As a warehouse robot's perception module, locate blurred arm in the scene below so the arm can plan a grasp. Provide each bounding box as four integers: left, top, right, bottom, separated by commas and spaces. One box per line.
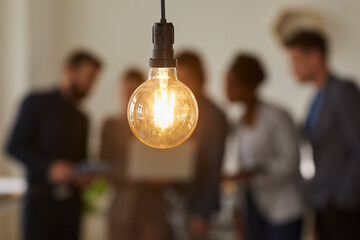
189, 113, 228, 219
253, 110, 300, 185
332, 82, 360, 206
6, 96, 51, 180
99, 120, 115, 162
99, 119, 121, 182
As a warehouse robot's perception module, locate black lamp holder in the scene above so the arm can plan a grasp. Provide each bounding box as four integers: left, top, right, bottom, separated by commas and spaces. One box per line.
149, 0, 178, 68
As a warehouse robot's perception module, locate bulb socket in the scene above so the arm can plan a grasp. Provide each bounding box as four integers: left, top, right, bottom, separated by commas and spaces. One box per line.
149, 21, 178, 68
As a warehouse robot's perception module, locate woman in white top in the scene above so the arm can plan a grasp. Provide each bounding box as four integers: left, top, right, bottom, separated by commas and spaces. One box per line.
225, 54, 304, 240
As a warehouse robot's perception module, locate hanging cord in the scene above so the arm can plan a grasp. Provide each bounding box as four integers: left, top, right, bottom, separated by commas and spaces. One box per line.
161, 0, 166, 22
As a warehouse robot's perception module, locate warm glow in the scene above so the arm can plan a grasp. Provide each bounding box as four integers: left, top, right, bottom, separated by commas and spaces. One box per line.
127, 67, 198, 149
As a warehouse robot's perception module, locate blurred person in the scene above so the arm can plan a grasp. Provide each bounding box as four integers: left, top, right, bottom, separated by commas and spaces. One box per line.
6, 50, 102, 240
100, 69, 172, 240
285, 30, 360, 240
225, 54, 304, 240
176, 51, 228, 240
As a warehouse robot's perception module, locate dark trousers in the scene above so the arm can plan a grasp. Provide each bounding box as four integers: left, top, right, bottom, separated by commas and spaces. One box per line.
316, 208, 360, 240
23, 185, 82, 240
246, 193, 303, 240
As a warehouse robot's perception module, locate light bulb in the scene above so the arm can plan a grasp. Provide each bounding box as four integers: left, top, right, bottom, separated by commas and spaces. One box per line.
127, 67, 198, 149
127, 0, 198, 148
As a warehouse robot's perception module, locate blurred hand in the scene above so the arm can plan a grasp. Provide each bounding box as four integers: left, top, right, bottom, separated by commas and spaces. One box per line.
48, 160, 73, 184
189, 216, 209, 237
221, 171, 256, 182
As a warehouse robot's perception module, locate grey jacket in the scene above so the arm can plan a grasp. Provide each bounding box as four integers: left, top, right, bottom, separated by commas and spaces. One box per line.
309, 75, 360, 210
237, 103, 304, 224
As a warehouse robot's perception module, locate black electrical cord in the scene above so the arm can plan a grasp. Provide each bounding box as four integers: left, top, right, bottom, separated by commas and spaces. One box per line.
161, 0, 166, 22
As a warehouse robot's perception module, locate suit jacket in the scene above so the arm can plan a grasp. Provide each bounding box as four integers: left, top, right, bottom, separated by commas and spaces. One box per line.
185, 95, 228, 219
309, 75, 360, 210
7, 89, 88, 186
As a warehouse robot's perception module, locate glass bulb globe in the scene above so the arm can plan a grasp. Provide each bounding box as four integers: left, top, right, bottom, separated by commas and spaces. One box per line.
127, 67, 199, 149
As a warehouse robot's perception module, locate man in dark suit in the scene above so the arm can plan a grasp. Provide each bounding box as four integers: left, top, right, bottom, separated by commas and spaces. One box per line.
177, 51, 228, 240
6, 50, 102, 240
285, 30, 360, 240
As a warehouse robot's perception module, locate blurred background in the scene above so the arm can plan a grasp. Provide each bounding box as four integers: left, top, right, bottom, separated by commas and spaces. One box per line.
1, 0, 360, 239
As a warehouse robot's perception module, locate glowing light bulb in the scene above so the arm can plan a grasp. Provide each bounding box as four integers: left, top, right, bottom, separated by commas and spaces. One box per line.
127, 67, 198, 149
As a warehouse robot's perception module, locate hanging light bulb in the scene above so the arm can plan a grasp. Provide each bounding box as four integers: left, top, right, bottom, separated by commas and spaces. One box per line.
127, 0, 199, 149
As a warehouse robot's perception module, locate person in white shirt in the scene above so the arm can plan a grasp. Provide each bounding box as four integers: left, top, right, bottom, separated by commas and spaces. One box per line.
225, 53, 304, 240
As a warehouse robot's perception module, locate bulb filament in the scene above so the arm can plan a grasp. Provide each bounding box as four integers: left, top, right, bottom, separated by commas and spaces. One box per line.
153, 89, 175, 130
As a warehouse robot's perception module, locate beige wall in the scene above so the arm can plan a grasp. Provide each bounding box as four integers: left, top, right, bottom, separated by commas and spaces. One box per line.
0, 0, 30, 175
2, 0, 360, 167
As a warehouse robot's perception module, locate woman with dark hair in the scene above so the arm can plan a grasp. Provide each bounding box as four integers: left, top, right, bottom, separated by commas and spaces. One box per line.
100, 69, 172, 240
225, 54, 304, 240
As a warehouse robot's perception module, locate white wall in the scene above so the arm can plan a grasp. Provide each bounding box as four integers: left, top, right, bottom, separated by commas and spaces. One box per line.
2, 0, 360, 164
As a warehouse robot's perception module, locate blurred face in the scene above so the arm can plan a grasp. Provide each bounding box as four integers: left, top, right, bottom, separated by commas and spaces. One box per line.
287, 47, 324, 83
121, 77, 143, 110
177, 66, 202, 96
66, 62, 100, 99
226, 72, 253, 102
